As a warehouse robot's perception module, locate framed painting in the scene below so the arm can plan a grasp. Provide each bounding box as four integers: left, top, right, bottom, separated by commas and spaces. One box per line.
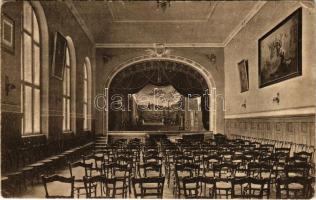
258, 8, 302, 88
1, 13, 15, 53
52, 32, 67, 80
238, 59, 249, 93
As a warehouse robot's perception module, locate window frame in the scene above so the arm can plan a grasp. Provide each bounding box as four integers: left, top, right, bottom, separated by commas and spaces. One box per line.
83, 63, 89, 130
62, 47, 71, 132
21, 1, 42, 136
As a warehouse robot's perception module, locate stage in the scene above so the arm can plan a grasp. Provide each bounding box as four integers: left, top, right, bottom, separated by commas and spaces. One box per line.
107, 131, 213, 142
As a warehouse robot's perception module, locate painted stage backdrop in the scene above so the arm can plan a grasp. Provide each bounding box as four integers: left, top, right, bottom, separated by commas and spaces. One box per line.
109, 84, 205, 131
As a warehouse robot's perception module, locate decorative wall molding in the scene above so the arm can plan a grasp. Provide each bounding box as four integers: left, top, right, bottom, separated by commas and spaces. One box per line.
225, 106, 315, 119
223, 1, 267, 46
225, 115, 315, 146
107, 2, 218, 23
95, 43, 225, 48
64, 0, 95, 44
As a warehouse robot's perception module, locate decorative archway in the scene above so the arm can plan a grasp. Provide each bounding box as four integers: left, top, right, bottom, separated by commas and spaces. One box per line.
103, 54, 217, 138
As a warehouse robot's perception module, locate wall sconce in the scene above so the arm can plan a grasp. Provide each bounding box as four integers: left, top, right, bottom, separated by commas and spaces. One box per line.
157, 0, 171, 12
273, 92, 280, 104
5, 75, 16, 96
241, 100, 247, 108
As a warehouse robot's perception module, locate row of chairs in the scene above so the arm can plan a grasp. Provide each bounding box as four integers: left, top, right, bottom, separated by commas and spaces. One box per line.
160, 136, 315, 198
42, 174, 165, 198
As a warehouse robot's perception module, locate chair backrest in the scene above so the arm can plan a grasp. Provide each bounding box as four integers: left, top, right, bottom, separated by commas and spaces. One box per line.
83, 175, 116, 198
213, 163, 235, 178
132, 176, 165, 198
112, 162, 130, 173
42, 175, 75, 198
143, 155, 163, 164
68, 161, 92, 180
203, 155, 221, 169
294, 151, 313, 163
139, 162, 162, 177
284, 163, 311, 178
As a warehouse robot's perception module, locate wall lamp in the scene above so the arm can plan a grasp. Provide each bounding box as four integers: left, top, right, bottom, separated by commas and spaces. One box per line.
5, 75, 16, 96
273, 92, 280, 104
241, 100, 247, 108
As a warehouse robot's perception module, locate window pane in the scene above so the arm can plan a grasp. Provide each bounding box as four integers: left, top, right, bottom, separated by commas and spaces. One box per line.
63, 98, 66, 131
84, 80, 87, 102
23, 34, 32, 83
63, 68, 67, 95
84, 64, 87, 79
66, 48, 70, 66
33, 12, 40, 43
67, 99, 70, 130
24, 86, 33, 134
23, 2, 32, 33
66, 68, 70, 96
34, 89, 40, 133
34, 45, 40, 86
83, 104, 87, 129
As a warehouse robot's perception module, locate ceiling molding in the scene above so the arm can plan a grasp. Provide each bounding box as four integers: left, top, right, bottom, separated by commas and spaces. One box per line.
107, 1, 218, 23
95, 43, 225, 48
223, 1, 267, 47
64, 0, 95, 44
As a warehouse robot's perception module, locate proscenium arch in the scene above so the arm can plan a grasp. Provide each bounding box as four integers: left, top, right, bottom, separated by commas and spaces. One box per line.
102, 55, 217, 138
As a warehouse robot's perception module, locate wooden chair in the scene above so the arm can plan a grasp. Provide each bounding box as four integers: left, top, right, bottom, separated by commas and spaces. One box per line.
132, 176, 165, 198
276, 176, 312, 199
68, 161, 93, 198
182, 176, 201, 198
231, 177, 249, 198
42, 175, 74, 198
213, 163, 236, 198
111, 163, 131, 198
245, 177, 269, 198
83, 175, 117, 198
200, 176, 216, 198
138, 162, 162, 178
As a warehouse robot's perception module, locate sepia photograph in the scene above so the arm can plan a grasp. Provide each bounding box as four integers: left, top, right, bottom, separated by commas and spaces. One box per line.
0, 0, 315, 199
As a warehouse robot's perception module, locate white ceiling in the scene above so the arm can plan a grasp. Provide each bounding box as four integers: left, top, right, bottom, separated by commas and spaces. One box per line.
70, 1, 263, 45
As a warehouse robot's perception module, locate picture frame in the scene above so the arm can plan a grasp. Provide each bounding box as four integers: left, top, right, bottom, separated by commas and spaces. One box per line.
237, 59, 249, 93
258, 8, 302, 88
52, 31, 67, 80
1, 13, 15, 53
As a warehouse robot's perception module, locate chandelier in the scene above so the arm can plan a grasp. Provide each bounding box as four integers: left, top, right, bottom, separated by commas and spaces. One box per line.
157, 0, 171, 12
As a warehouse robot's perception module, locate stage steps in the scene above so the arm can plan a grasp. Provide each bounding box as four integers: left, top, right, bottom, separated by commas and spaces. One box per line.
94, 136, 107, 150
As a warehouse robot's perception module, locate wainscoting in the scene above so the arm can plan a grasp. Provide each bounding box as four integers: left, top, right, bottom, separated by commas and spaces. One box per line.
225, 114, 315, 147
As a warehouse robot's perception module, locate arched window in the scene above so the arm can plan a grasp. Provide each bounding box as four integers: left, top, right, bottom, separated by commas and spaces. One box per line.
83, 58, 91, 130
22, 1, 41, 135
63, 47, 71, 131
